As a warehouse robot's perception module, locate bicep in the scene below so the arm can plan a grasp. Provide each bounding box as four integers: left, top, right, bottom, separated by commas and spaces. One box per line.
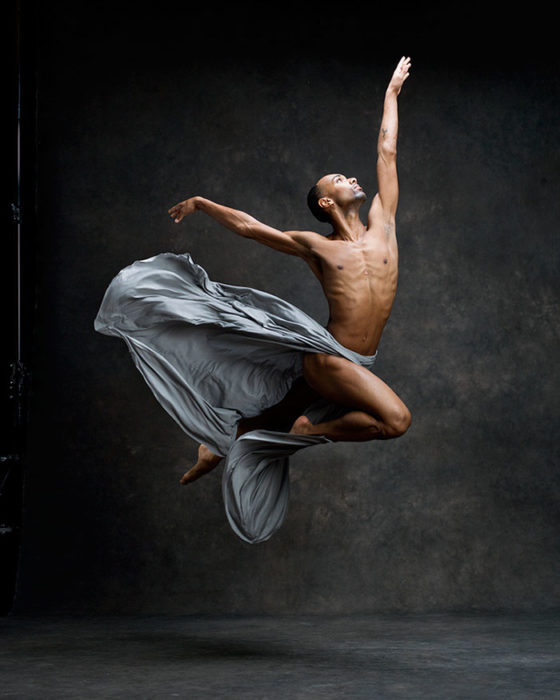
373, 150, 399, 219
249, 223, 318, 258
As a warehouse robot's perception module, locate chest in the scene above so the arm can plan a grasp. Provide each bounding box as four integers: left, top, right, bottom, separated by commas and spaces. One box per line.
317, 239, 397, 279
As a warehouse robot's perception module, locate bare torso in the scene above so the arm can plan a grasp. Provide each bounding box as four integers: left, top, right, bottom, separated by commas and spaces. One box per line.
304, 207, 398, 356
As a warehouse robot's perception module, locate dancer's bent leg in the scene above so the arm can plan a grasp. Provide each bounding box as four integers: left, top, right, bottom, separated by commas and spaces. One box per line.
290, 353, 411, 441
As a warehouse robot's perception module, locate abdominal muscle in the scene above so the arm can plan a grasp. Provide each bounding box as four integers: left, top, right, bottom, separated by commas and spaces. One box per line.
314, 243, 398, 357
326, 300, 390, 356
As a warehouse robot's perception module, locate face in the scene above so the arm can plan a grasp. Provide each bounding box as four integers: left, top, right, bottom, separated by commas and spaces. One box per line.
316, 173, 367, 212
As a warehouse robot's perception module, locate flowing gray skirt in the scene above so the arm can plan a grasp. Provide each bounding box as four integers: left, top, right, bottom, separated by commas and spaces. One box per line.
94, 252, 377, 543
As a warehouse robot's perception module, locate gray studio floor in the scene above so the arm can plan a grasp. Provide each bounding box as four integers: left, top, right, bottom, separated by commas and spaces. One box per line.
1, 612, 559, 698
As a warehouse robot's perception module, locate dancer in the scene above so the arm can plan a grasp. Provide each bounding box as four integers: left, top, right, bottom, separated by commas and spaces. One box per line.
95, 56, 412, 543
169, 56, 412, 485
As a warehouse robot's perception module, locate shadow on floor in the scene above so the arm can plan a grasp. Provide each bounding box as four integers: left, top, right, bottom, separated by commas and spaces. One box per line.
1, 612, 559, 698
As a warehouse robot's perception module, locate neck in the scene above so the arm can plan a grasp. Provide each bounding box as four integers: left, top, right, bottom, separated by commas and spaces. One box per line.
330, 206, 365, 242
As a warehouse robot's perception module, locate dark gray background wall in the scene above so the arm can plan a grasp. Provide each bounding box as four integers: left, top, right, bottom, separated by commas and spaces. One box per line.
14, 1, 559, 614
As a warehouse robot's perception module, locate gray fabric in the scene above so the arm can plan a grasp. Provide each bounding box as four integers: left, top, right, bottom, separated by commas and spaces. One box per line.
94, 251, 377, 543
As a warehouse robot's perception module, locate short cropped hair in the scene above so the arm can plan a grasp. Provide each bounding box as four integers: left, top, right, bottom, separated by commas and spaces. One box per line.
307, 184, 330, 223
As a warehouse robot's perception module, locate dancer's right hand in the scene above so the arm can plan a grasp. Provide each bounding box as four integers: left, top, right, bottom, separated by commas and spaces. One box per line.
168, 196, 199, 223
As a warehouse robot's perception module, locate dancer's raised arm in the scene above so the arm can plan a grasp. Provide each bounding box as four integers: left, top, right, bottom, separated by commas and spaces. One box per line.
368, 56, 411, 226
168, 195, 320, 258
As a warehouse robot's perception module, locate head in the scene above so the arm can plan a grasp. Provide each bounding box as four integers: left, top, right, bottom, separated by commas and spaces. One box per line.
307, 173, 366, 223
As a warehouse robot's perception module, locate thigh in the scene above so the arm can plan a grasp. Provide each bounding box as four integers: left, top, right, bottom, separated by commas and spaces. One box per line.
303, 352, 408, 423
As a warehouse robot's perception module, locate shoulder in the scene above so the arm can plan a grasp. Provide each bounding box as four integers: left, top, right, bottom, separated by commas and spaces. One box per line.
367, 192, 395, 231
368, 193, 383, 216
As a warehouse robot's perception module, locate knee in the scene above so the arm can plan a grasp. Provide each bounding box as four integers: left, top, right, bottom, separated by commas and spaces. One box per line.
387, 404, 412, 438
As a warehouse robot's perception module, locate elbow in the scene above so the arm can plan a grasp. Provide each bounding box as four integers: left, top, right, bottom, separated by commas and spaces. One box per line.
239, 221, 255, 239
378, 144, 397, 161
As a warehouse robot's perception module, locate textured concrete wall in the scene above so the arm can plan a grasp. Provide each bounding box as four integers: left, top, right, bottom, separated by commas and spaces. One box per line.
15, 2, 559, 614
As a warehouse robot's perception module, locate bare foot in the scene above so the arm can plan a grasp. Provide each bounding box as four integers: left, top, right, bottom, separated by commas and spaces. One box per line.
289, 415, 313, 435
180, 444, 222, 485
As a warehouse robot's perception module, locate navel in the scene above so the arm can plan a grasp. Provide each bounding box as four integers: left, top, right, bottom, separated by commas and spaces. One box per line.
383, 258, 388, 264
337, 264, 344, 269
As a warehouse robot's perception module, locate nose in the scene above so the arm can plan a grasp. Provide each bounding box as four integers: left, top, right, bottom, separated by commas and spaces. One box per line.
349, 177, 357, 185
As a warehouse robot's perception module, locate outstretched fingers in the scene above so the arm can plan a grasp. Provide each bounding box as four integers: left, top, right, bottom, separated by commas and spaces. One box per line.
388, 56, 412, 93
398, 56, 412, 78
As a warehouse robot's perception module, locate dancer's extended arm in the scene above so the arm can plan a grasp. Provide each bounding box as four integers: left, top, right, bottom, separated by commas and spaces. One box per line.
368, 56, 411, 227
168, 195, 321, 258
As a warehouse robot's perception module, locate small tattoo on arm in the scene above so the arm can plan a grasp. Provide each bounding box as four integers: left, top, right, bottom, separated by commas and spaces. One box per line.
381, 127, 388, 138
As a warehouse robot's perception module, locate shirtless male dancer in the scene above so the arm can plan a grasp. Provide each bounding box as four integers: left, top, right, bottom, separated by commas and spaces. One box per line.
168, 56, 413, 484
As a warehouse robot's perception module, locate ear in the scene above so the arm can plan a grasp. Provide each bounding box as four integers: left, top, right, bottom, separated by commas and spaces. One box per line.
318, 196, 333, 212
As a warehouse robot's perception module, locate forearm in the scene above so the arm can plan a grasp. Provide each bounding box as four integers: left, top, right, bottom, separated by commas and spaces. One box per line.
194, 196, 260, 237
377, 88, 399, 158
188, 195, 313, 258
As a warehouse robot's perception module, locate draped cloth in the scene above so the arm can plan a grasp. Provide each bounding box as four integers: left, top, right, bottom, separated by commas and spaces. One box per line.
94, 251, 377, 543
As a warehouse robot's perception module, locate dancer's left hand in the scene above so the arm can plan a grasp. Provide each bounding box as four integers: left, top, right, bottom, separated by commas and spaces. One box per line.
387, 56, 412, 95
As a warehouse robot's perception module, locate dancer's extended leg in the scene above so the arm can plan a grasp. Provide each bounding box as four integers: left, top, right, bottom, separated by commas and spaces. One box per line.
180, 377, 319, 484
290, 353, 411, 441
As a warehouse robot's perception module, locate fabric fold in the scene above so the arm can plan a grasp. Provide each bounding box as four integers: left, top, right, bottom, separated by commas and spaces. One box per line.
222, 430, 332, 544
94, 251, 377, 543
